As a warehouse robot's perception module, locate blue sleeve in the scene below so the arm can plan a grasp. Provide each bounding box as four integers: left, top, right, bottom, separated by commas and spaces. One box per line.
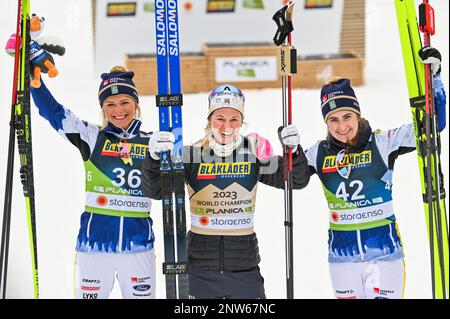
433, 75, 447, 132
30, 80, 66, 132
30, 80, 100, 161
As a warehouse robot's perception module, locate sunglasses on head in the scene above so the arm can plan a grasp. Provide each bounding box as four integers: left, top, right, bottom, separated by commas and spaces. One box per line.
208, 84, 245, 103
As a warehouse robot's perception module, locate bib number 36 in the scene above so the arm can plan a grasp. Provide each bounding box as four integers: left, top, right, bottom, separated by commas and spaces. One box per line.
111, 168, 142, 188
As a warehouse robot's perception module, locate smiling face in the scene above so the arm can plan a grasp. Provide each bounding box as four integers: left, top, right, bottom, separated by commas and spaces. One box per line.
326, 110, 359, 144
102, 94, 137, 130
209, 107, 243, 144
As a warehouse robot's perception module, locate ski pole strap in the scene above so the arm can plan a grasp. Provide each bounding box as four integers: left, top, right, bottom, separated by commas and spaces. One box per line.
156, 94, 183, 107
272, 2, 294, 46
419, 2, 435, 35
163, 262, 188, 275
277, 46, 297, 76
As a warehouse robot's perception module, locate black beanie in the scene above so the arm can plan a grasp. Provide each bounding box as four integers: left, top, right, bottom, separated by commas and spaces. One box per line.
320, 78, 360, 121
98, 69, 139, 107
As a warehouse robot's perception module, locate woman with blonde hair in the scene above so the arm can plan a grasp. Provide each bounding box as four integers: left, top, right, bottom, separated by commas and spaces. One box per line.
31, 66, 156, 299
142, 84, 310, 298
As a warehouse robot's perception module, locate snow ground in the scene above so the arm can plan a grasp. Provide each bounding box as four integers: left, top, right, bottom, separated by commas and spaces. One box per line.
0, 0, 448, 299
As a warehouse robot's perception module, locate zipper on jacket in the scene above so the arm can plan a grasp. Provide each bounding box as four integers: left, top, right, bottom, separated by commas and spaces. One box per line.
356, 230, 365, 261
219, 236, 224, 273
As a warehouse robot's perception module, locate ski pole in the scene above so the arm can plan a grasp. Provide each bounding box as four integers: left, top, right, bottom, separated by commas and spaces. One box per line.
272, 1, 297, 299
418, 0, 448, 299
0, 0, 22, 299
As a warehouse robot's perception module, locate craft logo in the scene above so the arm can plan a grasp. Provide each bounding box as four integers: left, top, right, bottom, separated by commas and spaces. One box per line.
197, 162, 251, 179
322, 94, 328, 103
82, 278, 101, 284
101, 139, 148, 158
336, 289, 355, 294
322, 150, 372, 173
107, 2, 137, 17
335, 289, 356, 299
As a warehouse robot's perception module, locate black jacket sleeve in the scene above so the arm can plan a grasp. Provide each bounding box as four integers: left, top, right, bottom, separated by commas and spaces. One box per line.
141, 156, 163, 200
142, 145, 193, 200
258, 145, 311, 190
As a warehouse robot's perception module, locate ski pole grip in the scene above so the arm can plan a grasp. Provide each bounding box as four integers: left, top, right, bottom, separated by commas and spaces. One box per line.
272, 2, 295, 46
419, 3, 435, 35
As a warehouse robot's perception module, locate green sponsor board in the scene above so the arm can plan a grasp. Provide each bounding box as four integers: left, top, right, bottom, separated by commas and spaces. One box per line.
243, 0, 264, 9
237, 68, 256, 77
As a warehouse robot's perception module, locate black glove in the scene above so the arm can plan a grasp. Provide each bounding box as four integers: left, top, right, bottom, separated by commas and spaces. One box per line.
418, 46, 441, 76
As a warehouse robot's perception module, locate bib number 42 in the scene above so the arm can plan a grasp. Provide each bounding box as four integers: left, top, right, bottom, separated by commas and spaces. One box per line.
335, 180, 365, 201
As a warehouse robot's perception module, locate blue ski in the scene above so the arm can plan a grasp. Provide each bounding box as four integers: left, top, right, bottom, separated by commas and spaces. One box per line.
154, 0, 188, 299
166, 0, 189, 299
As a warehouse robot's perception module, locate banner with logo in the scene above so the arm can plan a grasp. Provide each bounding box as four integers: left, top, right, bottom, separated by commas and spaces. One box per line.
304, 0, 333, 9
243, 0, 264, 9
214, 56, 278, 82
143, 1, 155, 13
94, 0, 344, 75
107, 2, 137, 16
207, 0, 236, 13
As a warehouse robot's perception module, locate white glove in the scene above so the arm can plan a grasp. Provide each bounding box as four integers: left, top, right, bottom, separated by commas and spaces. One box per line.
279, 124, 300, 152
149, 131, 175, 160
